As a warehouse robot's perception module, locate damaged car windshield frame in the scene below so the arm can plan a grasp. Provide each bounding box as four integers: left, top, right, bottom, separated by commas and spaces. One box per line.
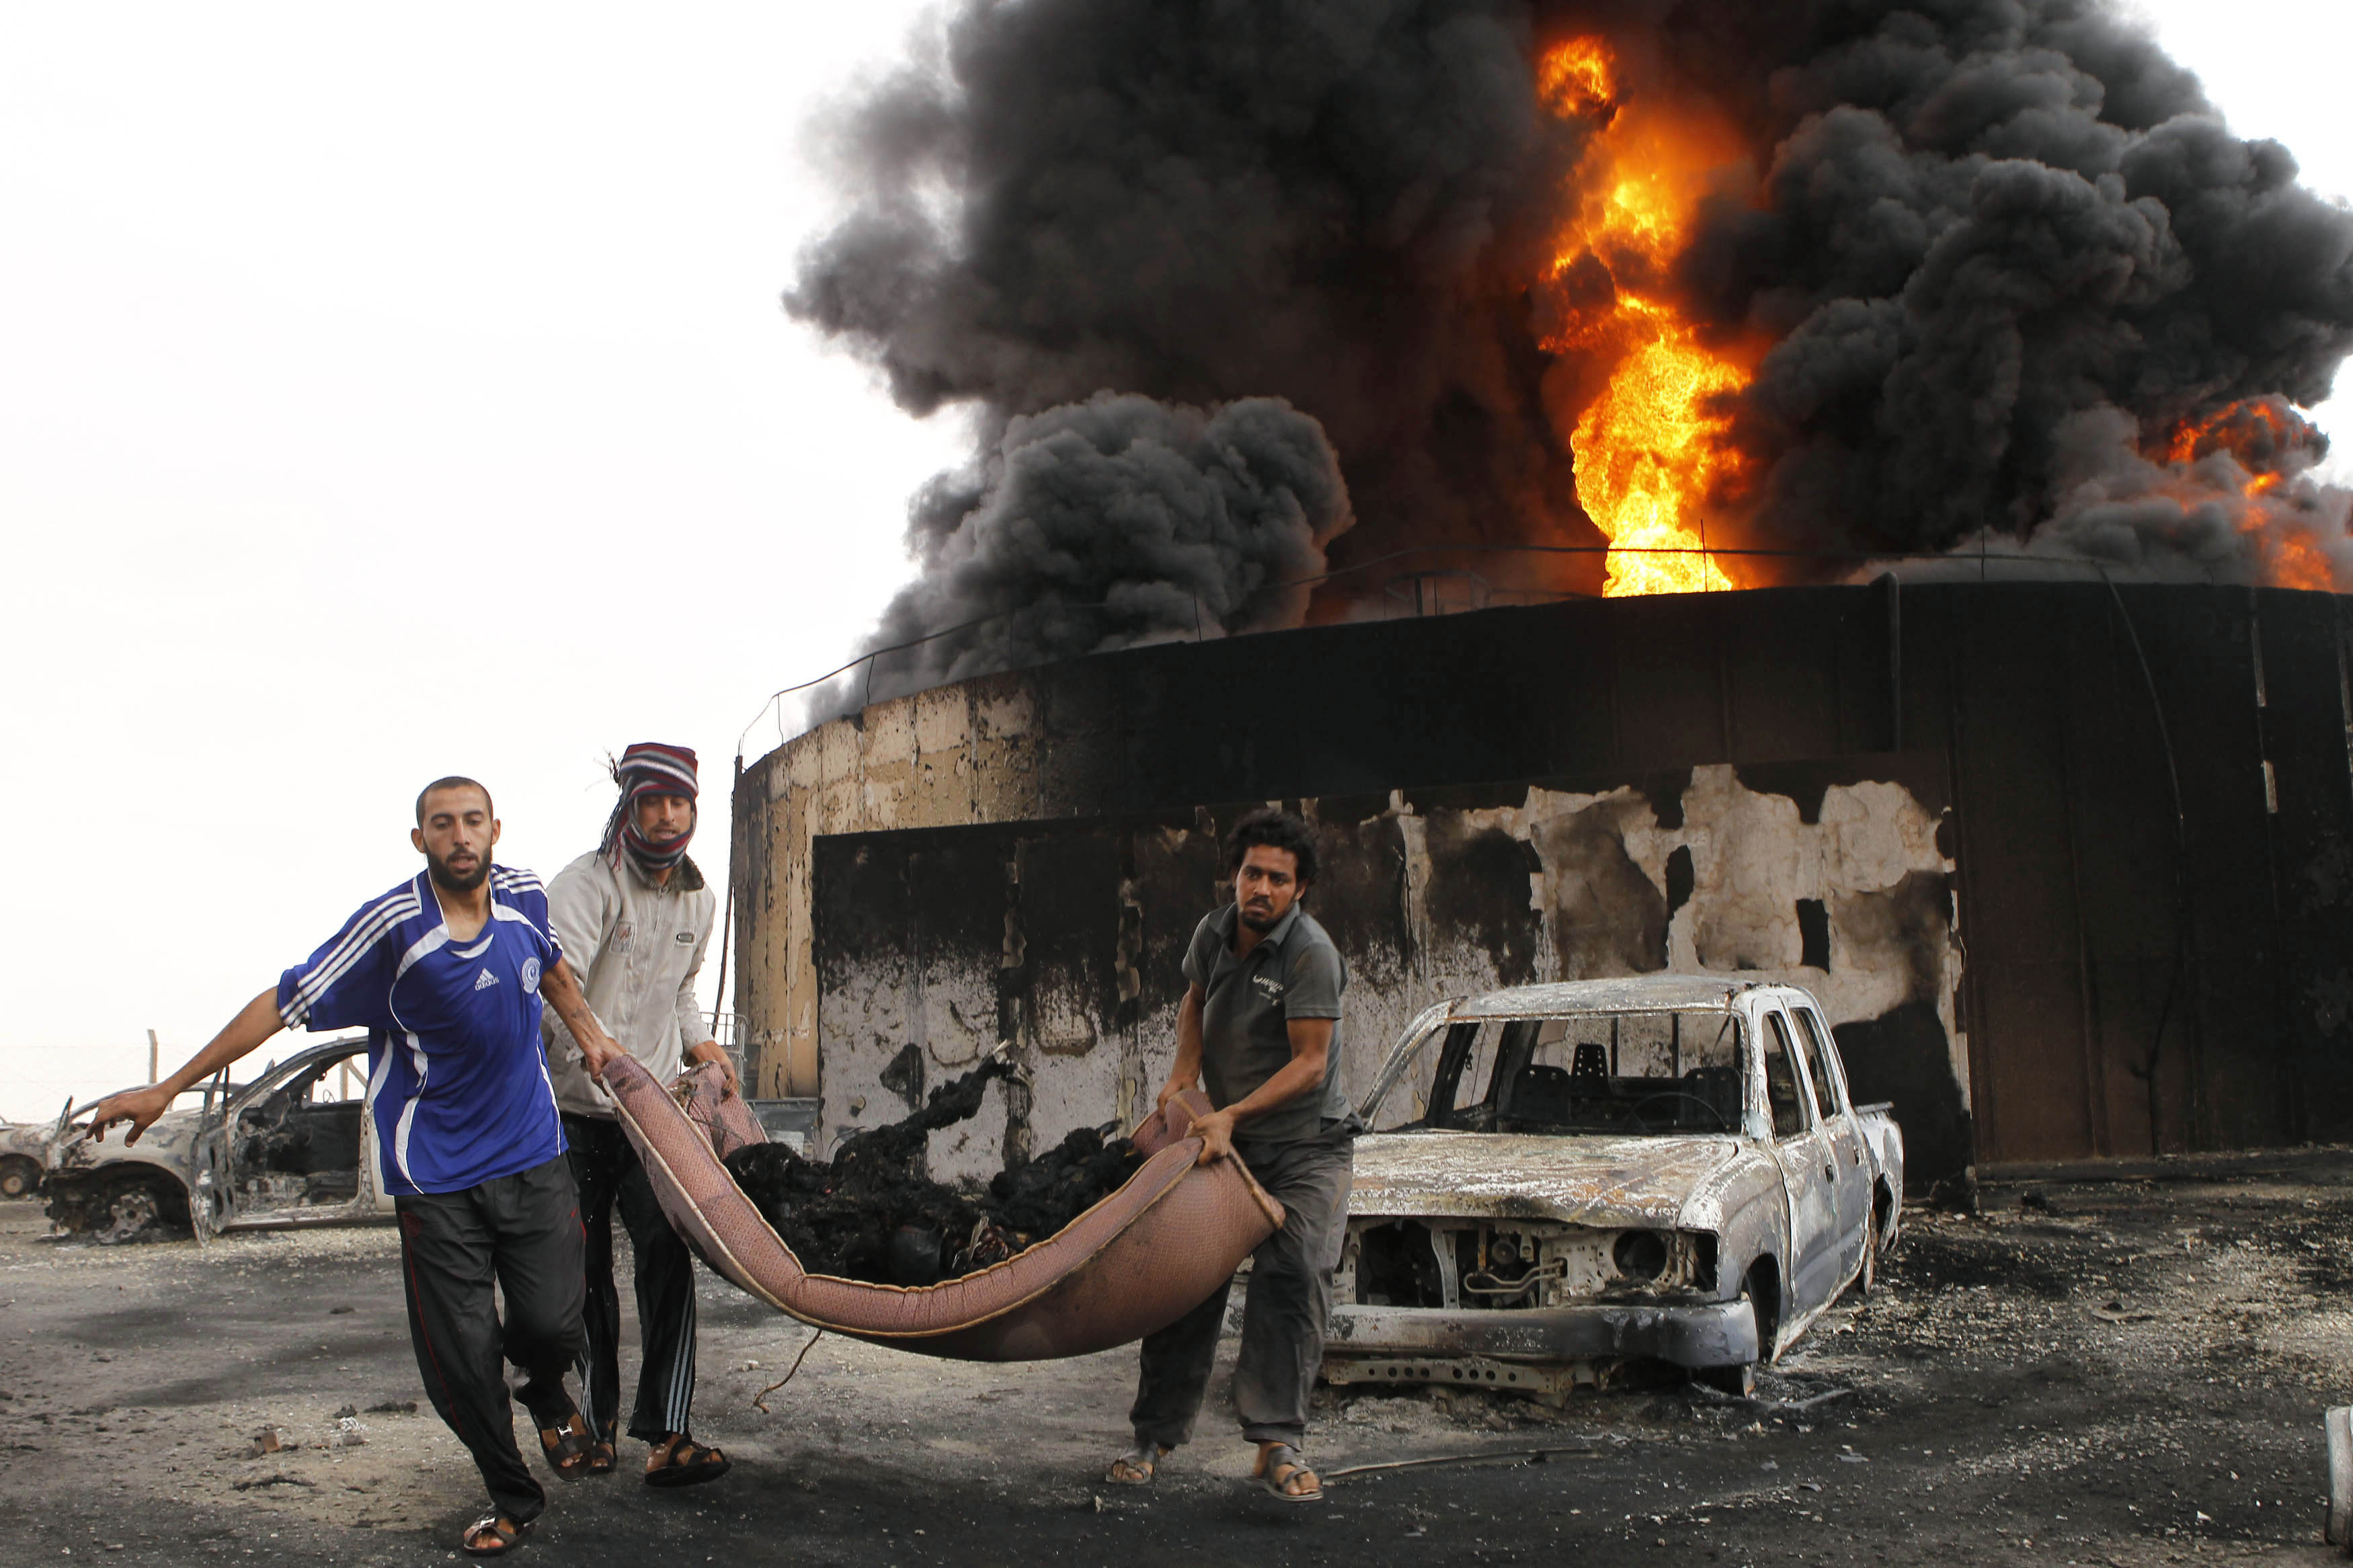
1386, 1007, 1749, 1137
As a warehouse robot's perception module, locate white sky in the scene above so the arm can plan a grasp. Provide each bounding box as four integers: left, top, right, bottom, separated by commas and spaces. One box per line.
1, 1, 2346, 1121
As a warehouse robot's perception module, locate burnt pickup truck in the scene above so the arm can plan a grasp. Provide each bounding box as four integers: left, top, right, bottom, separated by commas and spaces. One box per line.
47, 1035, 393, 1242
1326, 976, 1901, 1399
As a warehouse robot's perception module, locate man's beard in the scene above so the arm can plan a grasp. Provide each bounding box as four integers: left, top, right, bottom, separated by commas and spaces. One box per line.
426, 848, 489, 893
1238, 904, 1280, 933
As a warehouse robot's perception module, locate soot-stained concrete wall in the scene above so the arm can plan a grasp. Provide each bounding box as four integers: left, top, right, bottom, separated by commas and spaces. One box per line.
810, 758, 1967, 1186
739, 582, 2353, 1175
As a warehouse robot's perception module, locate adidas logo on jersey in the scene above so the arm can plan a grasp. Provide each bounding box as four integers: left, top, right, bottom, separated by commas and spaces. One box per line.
473, 968, 499, 991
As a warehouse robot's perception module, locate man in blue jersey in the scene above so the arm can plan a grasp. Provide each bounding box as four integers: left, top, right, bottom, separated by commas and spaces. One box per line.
84, 777, 627, 1559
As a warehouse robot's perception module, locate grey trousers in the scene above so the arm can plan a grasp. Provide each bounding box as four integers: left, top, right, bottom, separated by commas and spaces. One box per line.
565, 1112, 699, 1446
1129, 1127, 1354, 1450
395, 1154, 588, 1525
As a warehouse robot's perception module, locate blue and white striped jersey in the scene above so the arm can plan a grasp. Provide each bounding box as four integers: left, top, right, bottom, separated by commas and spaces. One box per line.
276, 866, 566, 1196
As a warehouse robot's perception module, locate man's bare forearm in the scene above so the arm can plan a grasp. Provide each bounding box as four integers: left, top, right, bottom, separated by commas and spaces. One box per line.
1160, 986, 1205, 1101
161, 989, 285, 1096
539, 958, 602, 1046
539, 958, 621, 1079
82, 989, 286, 1144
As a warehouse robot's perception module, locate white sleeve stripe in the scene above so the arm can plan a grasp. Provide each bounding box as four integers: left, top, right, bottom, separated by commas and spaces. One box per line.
282, 891, 421, 1021
289, 898, 413, 1008
489, 901, 554, 945
300, 889, 415, 993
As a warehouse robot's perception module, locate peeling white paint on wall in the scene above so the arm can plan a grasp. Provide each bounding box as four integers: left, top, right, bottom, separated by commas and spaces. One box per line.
1351, 767, 1962, 1130
802, 762, 1965, 1184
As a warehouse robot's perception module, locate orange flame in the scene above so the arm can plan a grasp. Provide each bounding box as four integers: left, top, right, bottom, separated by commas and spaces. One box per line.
2157, 399, 2336, 591
2162, 400, 2298, 494
1538, 37, 1751, 595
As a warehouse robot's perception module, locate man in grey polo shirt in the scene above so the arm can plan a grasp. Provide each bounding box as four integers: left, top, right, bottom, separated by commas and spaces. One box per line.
1105, 807, 1353, 1503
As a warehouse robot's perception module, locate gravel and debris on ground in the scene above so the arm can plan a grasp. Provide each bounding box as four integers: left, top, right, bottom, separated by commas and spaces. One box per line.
6, 1150, 2353, 1565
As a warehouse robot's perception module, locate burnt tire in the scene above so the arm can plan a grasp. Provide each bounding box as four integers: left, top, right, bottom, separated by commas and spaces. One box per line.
1851, 1206, 1879, 1301
0, 1157, 37, 1201
1696, 1262, 1776, 1397
1697, 1359, 1756, 1398
48, 1171, 190, 1243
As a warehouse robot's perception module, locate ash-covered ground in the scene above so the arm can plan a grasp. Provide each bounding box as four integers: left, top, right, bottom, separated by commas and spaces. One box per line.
5, 1154, 2353, 1565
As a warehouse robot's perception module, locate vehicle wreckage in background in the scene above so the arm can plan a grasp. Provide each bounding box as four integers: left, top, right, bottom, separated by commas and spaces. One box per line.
46, 1036, 392, 1242
1328, 977, 1901, 1400
0, 1120, 46, 1200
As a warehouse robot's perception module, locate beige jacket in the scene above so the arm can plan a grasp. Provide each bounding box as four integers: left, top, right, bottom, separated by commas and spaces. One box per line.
541, 848, 717, 1119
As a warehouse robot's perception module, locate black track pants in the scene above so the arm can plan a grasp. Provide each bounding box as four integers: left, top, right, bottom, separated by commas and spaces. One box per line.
564, 1112, 700, 1445
395, 1154, 588, 1524
1129, 1126, 1354, 1451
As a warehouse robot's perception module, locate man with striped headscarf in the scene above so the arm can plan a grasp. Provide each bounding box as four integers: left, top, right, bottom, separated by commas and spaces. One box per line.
543, 742, 733, 1487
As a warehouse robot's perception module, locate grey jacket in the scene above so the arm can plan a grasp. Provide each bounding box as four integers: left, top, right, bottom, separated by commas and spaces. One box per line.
541, 848, 717, 1119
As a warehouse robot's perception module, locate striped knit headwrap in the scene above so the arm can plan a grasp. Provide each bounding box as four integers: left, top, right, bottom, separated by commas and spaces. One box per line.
603, 742, 699, 877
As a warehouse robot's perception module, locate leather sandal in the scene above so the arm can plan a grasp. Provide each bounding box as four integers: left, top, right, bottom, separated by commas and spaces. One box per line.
1105, 1442, 1170, 1485
462, 1513, 533, 1557
1253, 1442, 1324, 1503
535, 1409, 594, 1482
645, 1434, 731, 1489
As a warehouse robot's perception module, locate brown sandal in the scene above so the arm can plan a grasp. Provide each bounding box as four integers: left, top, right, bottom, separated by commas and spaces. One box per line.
585, 1439, 617, 1477
536, 1410, 593, 1482
462, 1514, 533, 1557
1105, 1443, 1170, 1485
1253, 1442, 1324, 1503
645, 1434, 731, 1489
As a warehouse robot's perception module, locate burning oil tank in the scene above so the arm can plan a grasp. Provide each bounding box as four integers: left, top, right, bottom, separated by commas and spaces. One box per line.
729, 579, 2353, 1187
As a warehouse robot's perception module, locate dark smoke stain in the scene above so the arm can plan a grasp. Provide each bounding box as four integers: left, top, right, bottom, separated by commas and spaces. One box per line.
1010, 831, 1121, 1057
1423, 814, 1544, 987
1733, 763, 1831, 825
1302, 814, 1406, 986
1527, 798, 1669, 979
878, 1044, 925, 1114
1642, 770, 1691, 831
1828, 868, 1968, 1184
1796, 898, 1831, 971
1839, 1001, 1974, 1191
1663, 845, 1696, 934
1834, 870, 1956, 1008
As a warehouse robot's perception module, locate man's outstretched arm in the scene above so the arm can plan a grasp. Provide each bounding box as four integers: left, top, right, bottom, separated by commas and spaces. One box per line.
81, 989, 285, 1146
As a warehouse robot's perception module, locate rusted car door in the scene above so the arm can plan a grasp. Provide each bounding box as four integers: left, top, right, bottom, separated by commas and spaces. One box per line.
218, 1043, 377, 1231
189, 1069, 235, 1242
1757, 1003, 1839, 1321
357, 1079, 397, 1217
1792, 1003, 1868, 1279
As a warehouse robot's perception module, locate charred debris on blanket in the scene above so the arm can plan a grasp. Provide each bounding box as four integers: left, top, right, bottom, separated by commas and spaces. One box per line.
724, 1058, 1146, 1286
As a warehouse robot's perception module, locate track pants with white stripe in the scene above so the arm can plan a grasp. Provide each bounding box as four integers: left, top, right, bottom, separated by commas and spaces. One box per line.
394, 1154, 588, 1526
564, 1112, 700, 1446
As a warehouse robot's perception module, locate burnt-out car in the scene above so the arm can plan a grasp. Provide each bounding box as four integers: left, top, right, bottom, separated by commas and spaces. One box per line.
1326, 977, 1901, 1400
0, 1120, 47, 1200
47, 1036, 391, 1242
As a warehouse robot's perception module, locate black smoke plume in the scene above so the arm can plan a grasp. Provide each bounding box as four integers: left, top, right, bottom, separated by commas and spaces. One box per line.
1667, 0, 2353, 581
852, 393, 1351, 702
790, 0, 2353, 706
